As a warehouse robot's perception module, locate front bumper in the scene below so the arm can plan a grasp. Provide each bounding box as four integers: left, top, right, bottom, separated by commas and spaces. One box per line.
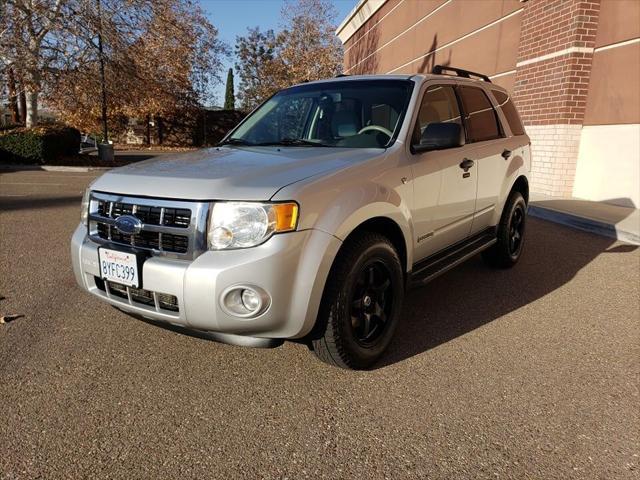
70, 224, 341, 339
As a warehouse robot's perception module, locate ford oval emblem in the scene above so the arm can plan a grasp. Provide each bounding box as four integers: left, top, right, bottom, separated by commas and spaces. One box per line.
114, 215, 142, 235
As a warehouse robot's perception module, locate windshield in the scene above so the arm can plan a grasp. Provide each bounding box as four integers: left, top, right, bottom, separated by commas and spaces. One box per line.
225, 80, 414, 148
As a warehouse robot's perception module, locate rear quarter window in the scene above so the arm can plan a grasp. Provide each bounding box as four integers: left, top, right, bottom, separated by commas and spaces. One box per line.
492, 89, 525, 136
457, 86, 502, 143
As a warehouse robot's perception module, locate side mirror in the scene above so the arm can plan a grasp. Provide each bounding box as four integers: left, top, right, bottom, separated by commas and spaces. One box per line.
413, 122, 465, 153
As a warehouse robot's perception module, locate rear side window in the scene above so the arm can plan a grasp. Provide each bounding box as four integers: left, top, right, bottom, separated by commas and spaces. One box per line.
492, 89, 525, 136
457, 86, 501, 143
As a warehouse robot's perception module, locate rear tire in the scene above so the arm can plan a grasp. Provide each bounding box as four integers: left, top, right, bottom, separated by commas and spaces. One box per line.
482, 191, 527, 269
312, 232, 404, 369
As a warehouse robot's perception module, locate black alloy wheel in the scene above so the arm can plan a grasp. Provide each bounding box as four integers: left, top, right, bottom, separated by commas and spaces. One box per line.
311, 232, 404, 369
350, 260, 394, 347
509, 203, 525, 257
482, 190, 527, 269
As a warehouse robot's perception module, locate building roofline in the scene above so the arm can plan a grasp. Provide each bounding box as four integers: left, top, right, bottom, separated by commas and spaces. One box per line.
335, 0, 388, 45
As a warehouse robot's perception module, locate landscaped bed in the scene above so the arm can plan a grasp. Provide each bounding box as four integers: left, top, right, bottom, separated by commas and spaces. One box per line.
0, 126, 196, 167
0, 125, 80, 165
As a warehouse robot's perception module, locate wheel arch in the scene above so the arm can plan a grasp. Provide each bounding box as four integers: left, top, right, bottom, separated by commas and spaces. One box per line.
304, 215, 409, 344
510, 175, 529, 204
340, 216, 409, 275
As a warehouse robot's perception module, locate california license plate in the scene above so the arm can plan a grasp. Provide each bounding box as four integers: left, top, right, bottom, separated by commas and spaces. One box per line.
98, 248, 140, 287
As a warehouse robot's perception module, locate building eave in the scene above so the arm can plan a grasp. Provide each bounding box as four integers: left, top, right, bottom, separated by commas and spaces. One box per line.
335, 0, 388, 45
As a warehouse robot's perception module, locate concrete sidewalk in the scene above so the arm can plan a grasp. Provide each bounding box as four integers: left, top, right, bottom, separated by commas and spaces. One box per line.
529, 193, 640, 245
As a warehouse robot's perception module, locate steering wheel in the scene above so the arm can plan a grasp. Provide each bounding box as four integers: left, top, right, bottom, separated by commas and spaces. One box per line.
357, 125, 393, 138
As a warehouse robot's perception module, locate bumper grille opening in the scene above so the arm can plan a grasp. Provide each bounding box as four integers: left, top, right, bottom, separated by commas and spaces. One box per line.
157, 293, 179, 312
94, 277, 179, 313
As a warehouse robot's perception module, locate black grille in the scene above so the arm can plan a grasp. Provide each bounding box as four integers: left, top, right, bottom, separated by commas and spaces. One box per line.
94, 200, 191, 254
95, 277, 179, 312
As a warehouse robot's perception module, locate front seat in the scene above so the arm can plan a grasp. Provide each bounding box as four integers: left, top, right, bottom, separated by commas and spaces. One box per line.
331, 110, 361, 138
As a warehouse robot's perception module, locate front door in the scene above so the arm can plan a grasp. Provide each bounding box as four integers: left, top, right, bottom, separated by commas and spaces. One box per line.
410, 84, 478, 262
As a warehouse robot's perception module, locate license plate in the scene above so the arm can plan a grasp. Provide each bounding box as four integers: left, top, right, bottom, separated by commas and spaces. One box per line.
98, 248, 140, 287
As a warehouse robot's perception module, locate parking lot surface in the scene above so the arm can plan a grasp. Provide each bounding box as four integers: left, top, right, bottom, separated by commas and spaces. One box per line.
1, 170, 638, 479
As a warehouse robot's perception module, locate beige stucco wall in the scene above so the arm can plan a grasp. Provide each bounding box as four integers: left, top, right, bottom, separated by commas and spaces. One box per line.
575, 0, 640, 206
573, 124, 640, 207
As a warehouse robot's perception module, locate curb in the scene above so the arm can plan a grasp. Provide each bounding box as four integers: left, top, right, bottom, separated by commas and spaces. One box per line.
0, 164, 111, 172
529, 204, 640, 246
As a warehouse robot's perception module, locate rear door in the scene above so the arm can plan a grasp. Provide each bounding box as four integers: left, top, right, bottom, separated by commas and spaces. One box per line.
456, 85, 508, 234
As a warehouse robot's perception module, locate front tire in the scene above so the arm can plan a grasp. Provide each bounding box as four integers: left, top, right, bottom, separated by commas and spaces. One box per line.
482, 191, 527, 268
312, 232, 404, 369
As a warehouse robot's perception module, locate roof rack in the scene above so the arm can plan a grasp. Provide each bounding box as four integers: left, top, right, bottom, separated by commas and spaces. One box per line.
431, 65, 492, 83
335, 73, 350, 78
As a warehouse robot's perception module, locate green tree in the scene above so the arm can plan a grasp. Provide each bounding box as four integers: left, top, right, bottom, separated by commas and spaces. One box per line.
224, 68, 235, 110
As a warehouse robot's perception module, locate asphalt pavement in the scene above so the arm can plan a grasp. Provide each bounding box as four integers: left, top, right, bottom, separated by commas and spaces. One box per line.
0, 170, 638, 479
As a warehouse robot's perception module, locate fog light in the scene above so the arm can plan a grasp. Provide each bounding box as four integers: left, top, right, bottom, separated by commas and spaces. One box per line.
220, 285, 271, 318
241, 289, 261, 312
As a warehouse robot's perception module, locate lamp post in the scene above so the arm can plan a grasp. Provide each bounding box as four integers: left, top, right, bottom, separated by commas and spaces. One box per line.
96, 0, 113, 161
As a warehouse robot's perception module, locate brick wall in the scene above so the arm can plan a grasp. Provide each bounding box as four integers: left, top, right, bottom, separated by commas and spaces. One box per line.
513, 0, 600, 197
526, 124, 582, 196
516, 0, 599, 63
515, 54, 593, 126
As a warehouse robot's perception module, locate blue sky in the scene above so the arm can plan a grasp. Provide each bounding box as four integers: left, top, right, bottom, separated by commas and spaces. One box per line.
199, 0, 355, 105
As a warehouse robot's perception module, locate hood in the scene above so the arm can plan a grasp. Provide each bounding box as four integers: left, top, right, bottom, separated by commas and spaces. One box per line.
91, 146, 386, 200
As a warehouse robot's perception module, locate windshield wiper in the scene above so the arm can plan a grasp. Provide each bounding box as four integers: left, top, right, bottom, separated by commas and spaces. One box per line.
255, 138, 331, 147
219, 138, 256, 147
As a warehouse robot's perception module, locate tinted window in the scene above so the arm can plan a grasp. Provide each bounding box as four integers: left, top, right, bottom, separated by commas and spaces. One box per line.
412, 85, 462, 145
492, 89, 525, 136
458, 86, 501, 142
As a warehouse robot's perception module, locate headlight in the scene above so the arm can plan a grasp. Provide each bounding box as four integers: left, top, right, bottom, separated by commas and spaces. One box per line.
80, 189, 91, 225
207, 202, 299, 250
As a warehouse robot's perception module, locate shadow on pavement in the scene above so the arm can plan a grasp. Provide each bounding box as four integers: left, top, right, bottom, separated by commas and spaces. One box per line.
109, 154, 156, 163
0, 195, 82, 212
376, 217, 638, 369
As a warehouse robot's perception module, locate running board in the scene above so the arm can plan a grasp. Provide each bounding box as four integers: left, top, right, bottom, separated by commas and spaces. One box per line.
410, 229, 497, 286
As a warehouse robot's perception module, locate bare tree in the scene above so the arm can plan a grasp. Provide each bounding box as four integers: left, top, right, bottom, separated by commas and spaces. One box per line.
1, 0, 226, 131
235, 0, 342, 110
278, 0, 342, 83
1, 0, 68, 127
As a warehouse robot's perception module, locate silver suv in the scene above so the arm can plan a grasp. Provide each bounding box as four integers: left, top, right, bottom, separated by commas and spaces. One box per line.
71, 66, 531, 369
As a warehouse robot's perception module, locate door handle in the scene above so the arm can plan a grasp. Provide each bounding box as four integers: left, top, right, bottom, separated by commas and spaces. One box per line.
459, 158, 474, 171
502, 149, 512, 159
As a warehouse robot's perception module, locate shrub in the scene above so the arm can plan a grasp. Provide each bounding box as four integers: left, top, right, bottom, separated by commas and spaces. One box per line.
0, 124, 21, 132
0, 125, 81, 164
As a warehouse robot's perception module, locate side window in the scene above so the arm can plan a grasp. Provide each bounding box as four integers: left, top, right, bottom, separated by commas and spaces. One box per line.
457, 86, 502, 143
492, 89, 525, 136
412, 85, 462, 145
